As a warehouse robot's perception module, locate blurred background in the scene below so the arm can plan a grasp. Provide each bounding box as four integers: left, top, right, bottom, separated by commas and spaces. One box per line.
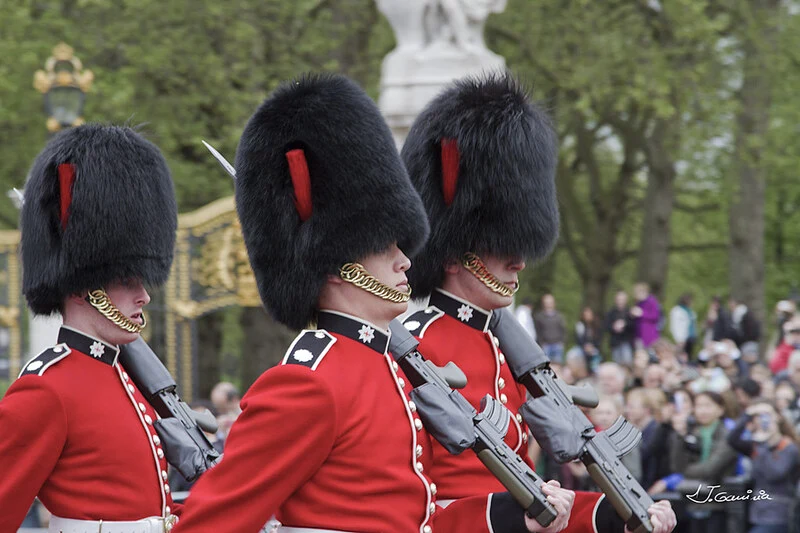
0, 0, 797, 401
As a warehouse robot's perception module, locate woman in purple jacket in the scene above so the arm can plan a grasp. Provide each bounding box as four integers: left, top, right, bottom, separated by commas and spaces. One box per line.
632, 282, 663, 349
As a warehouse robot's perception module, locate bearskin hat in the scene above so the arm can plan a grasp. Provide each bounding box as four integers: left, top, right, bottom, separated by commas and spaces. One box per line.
235, 73, 429, 330
401, 73, 559, 298
21, 124, 177, 315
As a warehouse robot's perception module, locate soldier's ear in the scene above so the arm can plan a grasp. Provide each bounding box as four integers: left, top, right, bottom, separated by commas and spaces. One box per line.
326, 273, 343, 285
444, 260, 461, 275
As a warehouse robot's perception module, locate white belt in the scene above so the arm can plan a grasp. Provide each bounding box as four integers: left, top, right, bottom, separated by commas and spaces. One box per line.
273, 526, 354, 533
49, 515, 175, 533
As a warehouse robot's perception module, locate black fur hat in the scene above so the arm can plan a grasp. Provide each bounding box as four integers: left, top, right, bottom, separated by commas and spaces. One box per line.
21, 124, 177, 315
401, 73, 559, 298
235, 73, 429, 330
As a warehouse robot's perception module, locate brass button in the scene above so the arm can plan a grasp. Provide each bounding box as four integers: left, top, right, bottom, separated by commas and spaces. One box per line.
164, 484, 170, 494
498, 353, 506, 365
424, 526, 432, 533
493, 336, 500, 347
398, 378, 406, 389
157, 447, 164, 459
498, 378, 506, 389
516, 413, 523, 424
392, 361, 399, 372
500, 394, 508, 404
416, 444, 423, 457
414, 419, 423, 431
138, 402, 147, 412
408, 401, 417, 413
153, 435, 161, 445
144, 414, 153, 425
522, 432, 529, 443
430, 483, 437, 495
429, 503, 436, 514
162, 470, 168, 480
416, 461, 424, 472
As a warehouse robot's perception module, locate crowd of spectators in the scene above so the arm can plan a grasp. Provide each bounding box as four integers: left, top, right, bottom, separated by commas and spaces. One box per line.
525, 287, 800, 533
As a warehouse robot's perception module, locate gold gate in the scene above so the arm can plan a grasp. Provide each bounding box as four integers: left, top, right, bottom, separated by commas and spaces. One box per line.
165, 196, 260, 401
0, 231, 24, 380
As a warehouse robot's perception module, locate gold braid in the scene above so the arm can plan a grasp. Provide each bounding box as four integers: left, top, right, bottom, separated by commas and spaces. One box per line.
339, 263, 411, 303
87, 289, 146, 334
461, 253, 518, 297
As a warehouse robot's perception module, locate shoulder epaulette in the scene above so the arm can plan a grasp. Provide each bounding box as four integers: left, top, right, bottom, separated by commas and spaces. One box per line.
281, 330, 336, 371
18, 343, 72, 378
403, 308, 444, 337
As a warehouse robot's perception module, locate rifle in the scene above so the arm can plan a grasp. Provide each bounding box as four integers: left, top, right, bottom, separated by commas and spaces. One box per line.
388, 319, 557, 527
490, 308, 655, 533
119, 338, 222, 482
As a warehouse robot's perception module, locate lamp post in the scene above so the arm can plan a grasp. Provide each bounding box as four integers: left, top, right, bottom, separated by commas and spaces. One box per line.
33, 43, 94, 133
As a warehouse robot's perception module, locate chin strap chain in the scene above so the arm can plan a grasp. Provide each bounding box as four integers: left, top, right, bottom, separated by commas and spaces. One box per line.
461, 253, 518, 297
87, 289, 146, 334
339, 263, 411, 304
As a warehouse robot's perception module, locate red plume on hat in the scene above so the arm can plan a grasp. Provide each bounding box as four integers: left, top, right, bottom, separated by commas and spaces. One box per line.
21, 124, 177, 315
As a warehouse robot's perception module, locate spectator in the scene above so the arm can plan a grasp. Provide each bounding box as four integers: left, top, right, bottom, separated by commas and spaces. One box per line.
657, 391, 739, 533
596, 362, 627, 405
514, 296, 537, 342
698, 340, 745, 383
775, 350, 800, 391
210, 381, 242, 441
573, 306, 601, 372
604, 289, 636, 366
749, 362, 772, 386
773, 300, 796, 347
775, 381, 800, 437
670, 292, 698, 358
725, 296, 761, 349
704, 296, 724, 344
727, 400, 800, 533
564, 347, 589, 382
630, 348, 652, 388
769, 317, 800, 375
631, 282, 662, 349
732, 378, 761, 413
533, 293, 567, 364
626, 388, 671, 489
643, 364, 666, 390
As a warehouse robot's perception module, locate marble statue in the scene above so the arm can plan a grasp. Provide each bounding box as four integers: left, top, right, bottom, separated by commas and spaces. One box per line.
376, 0, 507, 145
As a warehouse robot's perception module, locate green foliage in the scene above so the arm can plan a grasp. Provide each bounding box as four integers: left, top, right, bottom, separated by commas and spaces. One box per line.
1, 0, 798, 351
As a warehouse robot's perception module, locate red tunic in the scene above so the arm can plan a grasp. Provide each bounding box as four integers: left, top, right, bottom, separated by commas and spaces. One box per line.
406, 289, 610, 532
172, 310, 527, 533
0, 326, 175, 533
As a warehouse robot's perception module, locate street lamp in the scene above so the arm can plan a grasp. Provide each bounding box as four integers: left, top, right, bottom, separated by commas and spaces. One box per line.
33, 43, 94, 133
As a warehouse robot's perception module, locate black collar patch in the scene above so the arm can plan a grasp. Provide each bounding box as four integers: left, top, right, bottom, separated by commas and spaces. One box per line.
317, 311, 390, 355
282, 330, 336, 371
429, 289, 492, 332
58, 327, 120, 366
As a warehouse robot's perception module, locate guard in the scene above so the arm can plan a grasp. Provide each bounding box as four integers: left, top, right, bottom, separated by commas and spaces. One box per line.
0, 125, 180, 532
401, 72, 677, 533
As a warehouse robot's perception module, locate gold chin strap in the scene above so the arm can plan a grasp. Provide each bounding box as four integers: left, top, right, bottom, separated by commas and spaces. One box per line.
87, 289, 146, 334
461, 252, 518, 297
339, 263, 411, 303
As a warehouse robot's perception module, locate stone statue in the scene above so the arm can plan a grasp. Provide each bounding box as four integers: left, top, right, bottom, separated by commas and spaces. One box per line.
376, 0, 507, 146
